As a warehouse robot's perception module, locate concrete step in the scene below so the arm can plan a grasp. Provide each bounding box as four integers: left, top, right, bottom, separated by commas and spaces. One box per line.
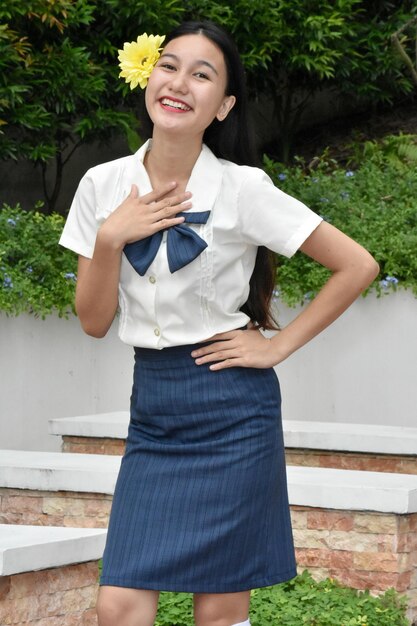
0, 524, 106, 624
49, 411, 129, 440
0, 524, 106, 576
1, 448, 417, 514
2, 449, 417, 621
49, 412, 417, 455
49, 413, 417, 475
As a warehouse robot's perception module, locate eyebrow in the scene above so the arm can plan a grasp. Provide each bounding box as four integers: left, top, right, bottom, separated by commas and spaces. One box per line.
159, 53, 219, 75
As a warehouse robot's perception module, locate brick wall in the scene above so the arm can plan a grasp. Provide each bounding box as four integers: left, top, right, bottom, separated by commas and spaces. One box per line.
62, 436, 125, 456
291, 506, 417, 623
0, 488, 112, 528
3, 479, 417, 621
61, 437, 417, 476
0, 561, 99, 625
286, 448, 417, 474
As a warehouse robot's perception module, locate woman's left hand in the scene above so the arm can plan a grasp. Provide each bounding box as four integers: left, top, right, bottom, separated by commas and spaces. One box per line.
191, 327, 277, 370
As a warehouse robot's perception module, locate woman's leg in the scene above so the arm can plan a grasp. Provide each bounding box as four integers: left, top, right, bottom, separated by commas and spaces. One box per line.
96, 586, 160, 626
193, 590, 251, 626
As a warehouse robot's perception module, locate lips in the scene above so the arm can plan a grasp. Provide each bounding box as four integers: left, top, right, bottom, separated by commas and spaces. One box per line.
160, 97, 192, 112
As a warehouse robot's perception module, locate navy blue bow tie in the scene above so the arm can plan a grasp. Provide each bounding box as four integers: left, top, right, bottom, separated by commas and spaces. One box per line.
123, 210, 211, 276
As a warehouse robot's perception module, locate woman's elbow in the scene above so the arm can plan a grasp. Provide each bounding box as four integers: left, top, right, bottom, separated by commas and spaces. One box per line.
356, 251, 380, 289
75, 306, 113, 338
80, 321, 110, 339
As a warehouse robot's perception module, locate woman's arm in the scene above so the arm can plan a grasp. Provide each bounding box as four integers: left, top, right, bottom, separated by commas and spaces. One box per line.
191, 221, 380, 369
75, 182, 192, 338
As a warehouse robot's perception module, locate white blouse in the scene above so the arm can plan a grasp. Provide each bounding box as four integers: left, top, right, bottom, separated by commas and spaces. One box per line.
60, 140, 322, 348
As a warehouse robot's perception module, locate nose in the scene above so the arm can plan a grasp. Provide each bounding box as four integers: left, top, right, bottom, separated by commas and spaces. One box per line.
168, 70, 189, 94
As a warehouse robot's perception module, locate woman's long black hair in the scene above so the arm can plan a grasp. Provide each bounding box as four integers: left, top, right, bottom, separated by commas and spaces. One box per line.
143, 20, 278, 330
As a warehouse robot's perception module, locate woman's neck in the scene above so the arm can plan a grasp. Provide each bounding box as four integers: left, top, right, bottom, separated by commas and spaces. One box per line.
145, 130, 203, 188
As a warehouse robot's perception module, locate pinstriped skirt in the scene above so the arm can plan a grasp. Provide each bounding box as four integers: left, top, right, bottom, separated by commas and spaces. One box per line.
100, 343, 296, 593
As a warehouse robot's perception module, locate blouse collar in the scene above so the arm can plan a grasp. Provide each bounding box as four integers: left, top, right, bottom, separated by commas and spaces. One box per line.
128, 139, 224, 214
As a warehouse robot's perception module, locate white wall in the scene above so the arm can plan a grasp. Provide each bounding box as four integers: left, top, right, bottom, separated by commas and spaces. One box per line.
0, 314, 132, 451
1, 290, 416, 452
274, 290, 417, 426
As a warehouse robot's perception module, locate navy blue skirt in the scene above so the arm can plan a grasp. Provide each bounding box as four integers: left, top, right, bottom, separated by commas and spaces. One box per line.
100, 343, 296, 593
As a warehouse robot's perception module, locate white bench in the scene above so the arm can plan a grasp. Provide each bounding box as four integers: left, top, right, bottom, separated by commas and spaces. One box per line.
0, 524, 106, 624
0, 448, 416, 514
0, 524, 106, 576
49, 412, 417, 455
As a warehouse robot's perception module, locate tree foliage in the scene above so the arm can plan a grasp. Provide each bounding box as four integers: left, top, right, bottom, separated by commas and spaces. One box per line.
1, 0, 416, 212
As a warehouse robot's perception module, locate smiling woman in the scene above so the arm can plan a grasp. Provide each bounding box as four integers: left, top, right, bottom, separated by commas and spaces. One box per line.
59, 19, 378, 626
144, 35, 236, 149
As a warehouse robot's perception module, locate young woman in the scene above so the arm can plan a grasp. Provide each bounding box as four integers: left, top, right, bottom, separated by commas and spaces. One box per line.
60, 20, 379, 626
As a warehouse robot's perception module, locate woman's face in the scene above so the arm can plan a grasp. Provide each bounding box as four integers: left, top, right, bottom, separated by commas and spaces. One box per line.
145, 34, 236, 139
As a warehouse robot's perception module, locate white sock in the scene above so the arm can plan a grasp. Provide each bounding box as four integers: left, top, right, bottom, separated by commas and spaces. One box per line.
230, 620, 250, 626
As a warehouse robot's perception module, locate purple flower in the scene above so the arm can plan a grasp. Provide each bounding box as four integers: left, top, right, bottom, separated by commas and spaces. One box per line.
278, 173, 287, 181
380, 276, 398, 290
3, 276, 13, 288
64, 272, 77, 281
345, 170, 355, 177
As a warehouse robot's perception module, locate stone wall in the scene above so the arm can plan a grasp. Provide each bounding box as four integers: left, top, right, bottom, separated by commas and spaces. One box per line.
286, 449, 417, 474
0, 561, 99, 625
2, 484, 417, 621
291, 507, 417, 622
62, 436, 125, 456
0, 488, 112, 528
61, 435, 417, 477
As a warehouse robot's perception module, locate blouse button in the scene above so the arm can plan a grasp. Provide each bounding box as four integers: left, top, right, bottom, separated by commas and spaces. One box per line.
154, 328, 160, 337
149, 275, 156, 284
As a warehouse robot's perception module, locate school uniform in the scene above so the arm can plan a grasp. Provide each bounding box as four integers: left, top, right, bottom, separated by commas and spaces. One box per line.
60, 140, 322, 593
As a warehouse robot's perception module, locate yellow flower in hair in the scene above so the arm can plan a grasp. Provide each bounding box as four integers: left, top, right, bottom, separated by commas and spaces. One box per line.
118, 33, 166, 90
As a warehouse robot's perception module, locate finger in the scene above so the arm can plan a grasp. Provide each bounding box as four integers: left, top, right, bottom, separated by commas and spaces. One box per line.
130, 184, 139, 198
194, 347, 239, 366
139, 181, 178, 204
191, 333, 239, 357
154, 192, 192, 213
151, 215, 187, 232
209, 358, 241, 371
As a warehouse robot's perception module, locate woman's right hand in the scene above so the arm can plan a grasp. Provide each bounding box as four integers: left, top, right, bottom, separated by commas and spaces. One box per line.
99, 182, 192, 250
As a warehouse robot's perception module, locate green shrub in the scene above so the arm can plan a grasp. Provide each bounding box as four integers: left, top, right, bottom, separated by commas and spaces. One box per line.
1, 135, 416, 316
264, 135, 417, 306
153, 571, 409, 626
2, 0, 416, 211
0, 203, 77, 317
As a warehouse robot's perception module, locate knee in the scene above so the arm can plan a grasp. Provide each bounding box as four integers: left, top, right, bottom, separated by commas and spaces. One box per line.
96, 586, 158, 626
194, 603, 250, 626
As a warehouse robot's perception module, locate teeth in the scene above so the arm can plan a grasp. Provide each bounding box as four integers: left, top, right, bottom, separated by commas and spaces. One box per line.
161, 98, 191, 111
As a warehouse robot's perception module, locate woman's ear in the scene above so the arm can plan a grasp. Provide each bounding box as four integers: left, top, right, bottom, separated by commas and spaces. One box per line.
216, 95, 236, 122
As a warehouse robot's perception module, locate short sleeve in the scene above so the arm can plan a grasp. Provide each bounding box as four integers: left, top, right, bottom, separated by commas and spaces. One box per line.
59, 173, 99, 259
238, 168, 322, 257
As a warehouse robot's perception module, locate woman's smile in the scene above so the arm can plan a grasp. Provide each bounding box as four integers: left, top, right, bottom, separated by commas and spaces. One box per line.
145, 34, 235, 137
159, 96, 192, 112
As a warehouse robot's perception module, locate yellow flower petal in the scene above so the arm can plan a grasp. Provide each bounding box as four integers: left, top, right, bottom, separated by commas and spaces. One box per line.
118, 33, 166, 89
